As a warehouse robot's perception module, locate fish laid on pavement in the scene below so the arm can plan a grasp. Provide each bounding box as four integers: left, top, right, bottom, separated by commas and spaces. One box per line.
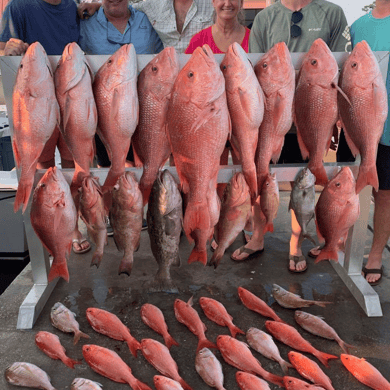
254, 41, 295, 192
238, 286, 287, 324
140, 303, 179, 349
272, 284, 332, 309
295, 310, 354, 353
93, 44, 139, 191
30, 167, 77, 283
315, 167, 360, 263
246, 327, 292, 374
110, 172, 143, 276
288, 351, 335, 390
236, 371, 271, 390
146, 170, 182, 292
216, 335, 284, 388
141, 338, 193, 390
341, 354, 390, 390
12, 42, 59, 213
35, 331, 81, 369
55, 42, 97, 199
50, 302, 90, 345
166, 45, 230, 266
195, 348, 226, 390
86, 307, 140, 357
154, 376, 184, 390
79, 176, 107, 268
220, 42, 264, 203
5, 362, 56, 390
294, 38, 339, 186
174, 297, 217, 353
283, 376, 327, 390
82, 344, 152, 390
71, 378, 103, 390
289, 168, 316, 245
338, 40, 388, 194
132, 47, 179, 205
260, 173, 279, 234
210, 172, 251, 268
199, 296, 244, 338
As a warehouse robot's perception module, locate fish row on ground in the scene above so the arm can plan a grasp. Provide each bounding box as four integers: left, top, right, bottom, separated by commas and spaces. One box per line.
5, 288, 390, 389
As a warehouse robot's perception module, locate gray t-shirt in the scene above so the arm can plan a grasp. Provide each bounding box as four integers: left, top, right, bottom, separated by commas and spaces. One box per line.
249, 0, 349, 53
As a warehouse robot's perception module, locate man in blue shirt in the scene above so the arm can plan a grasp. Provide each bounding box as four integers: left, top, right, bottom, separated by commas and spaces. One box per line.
349, 0, 390, 285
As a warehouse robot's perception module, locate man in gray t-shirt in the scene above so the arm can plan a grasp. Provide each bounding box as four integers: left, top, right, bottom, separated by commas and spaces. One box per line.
231, 0, 349, 271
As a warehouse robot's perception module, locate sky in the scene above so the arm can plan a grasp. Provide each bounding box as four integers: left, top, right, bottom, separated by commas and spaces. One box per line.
332, 0, 372, 25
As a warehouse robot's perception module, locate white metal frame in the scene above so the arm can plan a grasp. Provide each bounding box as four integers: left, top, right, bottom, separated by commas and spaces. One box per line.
0, 50, 387, 328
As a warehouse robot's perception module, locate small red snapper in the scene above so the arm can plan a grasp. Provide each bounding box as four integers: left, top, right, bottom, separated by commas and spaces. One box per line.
260, 172, 279, 234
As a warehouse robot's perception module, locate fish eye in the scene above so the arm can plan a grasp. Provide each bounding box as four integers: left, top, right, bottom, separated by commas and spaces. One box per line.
41, 183, 46, 188
311, 59, 317, 65
20, 63, 23, 68
108, 59, 112, 64
262, 62, 268, 68
335, 182, 341, 187
188, 71, 194, 78
351, 62, 357, 68
222, 65, 227, 70
152, 66, 158, 72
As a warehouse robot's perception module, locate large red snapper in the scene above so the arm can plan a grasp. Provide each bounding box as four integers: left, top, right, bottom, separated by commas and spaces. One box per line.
294, 38, 339, 186
55, 42, 97, 199
30, 167, 77, 283
254, 42, 295, 193
93, 44, 138, 191
220, 42, 264, 203
132, 47, 179, 205
166, 45, 231, 265
315, 167, 360, 263
338, 40, 388, 193
12, 42, 60, 213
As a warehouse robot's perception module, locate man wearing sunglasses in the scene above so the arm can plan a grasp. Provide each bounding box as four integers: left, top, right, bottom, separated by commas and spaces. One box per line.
230, 0, 349, 272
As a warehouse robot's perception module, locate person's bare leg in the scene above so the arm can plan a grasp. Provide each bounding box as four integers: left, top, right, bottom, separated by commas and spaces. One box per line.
364, 189, 390, 283
289, 210, 306, 271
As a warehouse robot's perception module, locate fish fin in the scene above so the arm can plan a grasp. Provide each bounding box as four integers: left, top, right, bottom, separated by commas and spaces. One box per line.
178, 379, 194, 390
307, 162, 328, 187
48, 257, 69, 283
228, 323, 245, 338
338, 340, 355, 354
147, 273, 179, 294
356, 165, 378, 194
188, 247, 207, 266
164, 333, 180, 349
90, 252, 104, 269
73, 330, 90, 345
314, 351, 338, 368
270, 137, 285, 164
189, 103, 221, 135
12, 139, 21, 168
209, 247, 224, 269
132, 146, 143, 168
112, 232, 122, 252
273, 91, 291, 136
53, 193, 66, 232
196, 338, 218, 354
335, 84, 352, 107
296, 129, 309, 160
262, 372, 285, 388
313, 300, 333, 308
126, 337, 141, 358
14, 180, 34, 213
130, 378, 153, 390
263, 223, 274, 234
62, 356, 82, 369
118, 253, 134, 276
187, 296, 194, 306
315, 247, 339, 263
65, 63, 86, 93
183, 201, 210, 238
342, 129, 359, 158
279, 359, 293, 375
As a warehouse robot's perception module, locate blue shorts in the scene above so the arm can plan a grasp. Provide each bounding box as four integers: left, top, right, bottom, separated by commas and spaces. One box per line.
377, 143, 390, 190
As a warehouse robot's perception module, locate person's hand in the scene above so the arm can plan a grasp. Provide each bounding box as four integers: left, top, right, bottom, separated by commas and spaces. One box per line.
4, 38, 29, 56
78, 2, 101, 19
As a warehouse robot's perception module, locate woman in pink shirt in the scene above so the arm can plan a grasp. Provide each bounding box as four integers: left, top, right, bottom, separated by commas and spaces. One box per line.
185, 0, 250, 54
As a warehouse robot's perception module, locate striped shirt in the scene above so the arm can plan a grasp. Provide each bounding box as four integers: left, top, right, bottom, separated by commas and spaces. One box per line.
132, 0, 214, 54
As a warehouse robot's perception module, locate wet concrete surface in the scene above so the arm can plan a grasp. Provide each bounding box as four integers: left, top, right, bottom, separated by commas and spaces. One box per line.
0, 191, 389, 390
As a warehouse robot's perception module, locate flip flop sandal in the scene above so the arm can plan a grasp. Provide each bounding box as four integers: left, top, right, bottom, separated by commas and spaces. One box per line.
243, 230, 253, 244
288, 254, 308, 273
230, 245, 264, 262
72, 238, 91, 254
362, 266, 383, 286
307, 244, 325, 259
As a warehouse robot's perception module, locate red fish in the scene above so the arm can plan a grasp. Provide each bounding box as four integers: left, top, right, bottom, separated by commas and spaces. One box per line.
283, 376, 326, 390
294, 38, 339, 186
174, 297, 217, 353
154, 376, 184, 390
260, 173, 279, 234
340, 354, 390, 390
315, 167, 360, 263
140, 303, 179, 349
216, 335, 284, 388
254, 42, 295, 192
199, 297, 244, 338
82, 344, 151, 390
132, 47, 179, 205
338, 40, 388, 193
265, 321, 338, 367
35, 331, 81, 369
141, 339, 193, 390
30, 167, 77, 283
166, 45, 230, 265
237, 287, 287, 324
236, 371, 271, 390
13, 42, 60, 213
86, 307, 140, 357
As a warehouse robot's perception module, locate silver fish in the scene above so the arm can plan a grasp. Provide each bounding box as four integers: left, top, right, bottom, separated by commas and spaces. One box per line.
5, 362, 56, 390
195, 348, 226, 390
71, 378, 103, 390
50, 302, 90, 344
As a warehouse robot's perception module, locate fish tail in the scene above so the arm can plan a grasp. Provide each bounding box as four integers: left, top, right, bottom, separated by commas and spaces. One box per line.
178, 378, 194, 390
14, 179, 34, 213
338, 340, 355, 354
148, 271, 179, 294
102, 167, 123, 193
279, 359, 293, 375
129, 377, 153, 390
308, 162, 328, 187
228, 323, 245, 338
62, 356, 82, 369
303, 233, 317, 246
275, 317, 289, 325
188, 247, 208, 266
209, 247, 224, 269
90, 251, 104, 269
126, 337, 141, 358
315, 247, 339, 263
118, 253, 134, 276
314, 351, 339, 368
263, 222, 274, 234
196, 337, 218, 354
313, 300, 333, 308
48, 258, 69, 283
141, 185, 152, 207
73, 330, 90, 345
164, 333, 180, 349
183, 201, 210, 239
356, 165, 378, 194
241, 167, 258, 204
259, 370, 285, 388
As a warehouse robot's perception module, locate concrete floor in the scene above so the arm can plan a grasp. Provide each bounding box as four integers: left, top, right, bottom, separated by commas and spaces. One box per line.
0, 191, 389, 390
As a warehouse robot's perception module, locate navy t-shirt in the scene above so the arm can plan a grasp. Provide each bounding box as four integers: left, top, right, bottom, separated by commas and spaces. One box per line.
0, 0, 79, 55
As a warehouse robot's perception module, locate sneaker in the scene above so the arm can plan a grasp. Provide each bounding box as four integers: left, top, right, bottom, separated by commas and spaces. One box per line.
142, 218, 148, 231
106, 217, 114, 237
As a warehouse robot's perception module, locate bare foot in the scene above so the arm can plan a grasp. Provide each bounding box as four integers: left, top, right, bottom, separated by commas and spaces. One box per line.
231, 239, 264, 261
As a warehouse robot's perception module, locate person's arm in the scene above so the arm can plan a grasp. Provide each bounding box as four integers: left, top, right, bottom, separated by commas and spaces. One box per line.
249, 13, 265, 53
0, 38, 29, 56
77, 2, 101, 19
328, 6, 349, 52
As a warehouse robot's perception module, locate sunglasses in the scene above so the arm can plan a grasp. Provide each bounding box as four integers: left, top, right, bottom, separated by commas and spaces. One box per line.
291, 10, 303, 38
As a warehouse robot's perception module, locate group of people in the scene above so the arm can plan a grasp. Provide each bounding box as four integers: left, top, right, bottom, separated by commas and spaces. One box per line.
0, 0, 388, 286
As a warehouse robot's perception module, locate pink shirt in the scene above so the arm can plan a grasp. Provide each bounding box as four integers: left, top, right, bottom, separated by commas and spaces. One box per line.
185, 26, 250, 54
